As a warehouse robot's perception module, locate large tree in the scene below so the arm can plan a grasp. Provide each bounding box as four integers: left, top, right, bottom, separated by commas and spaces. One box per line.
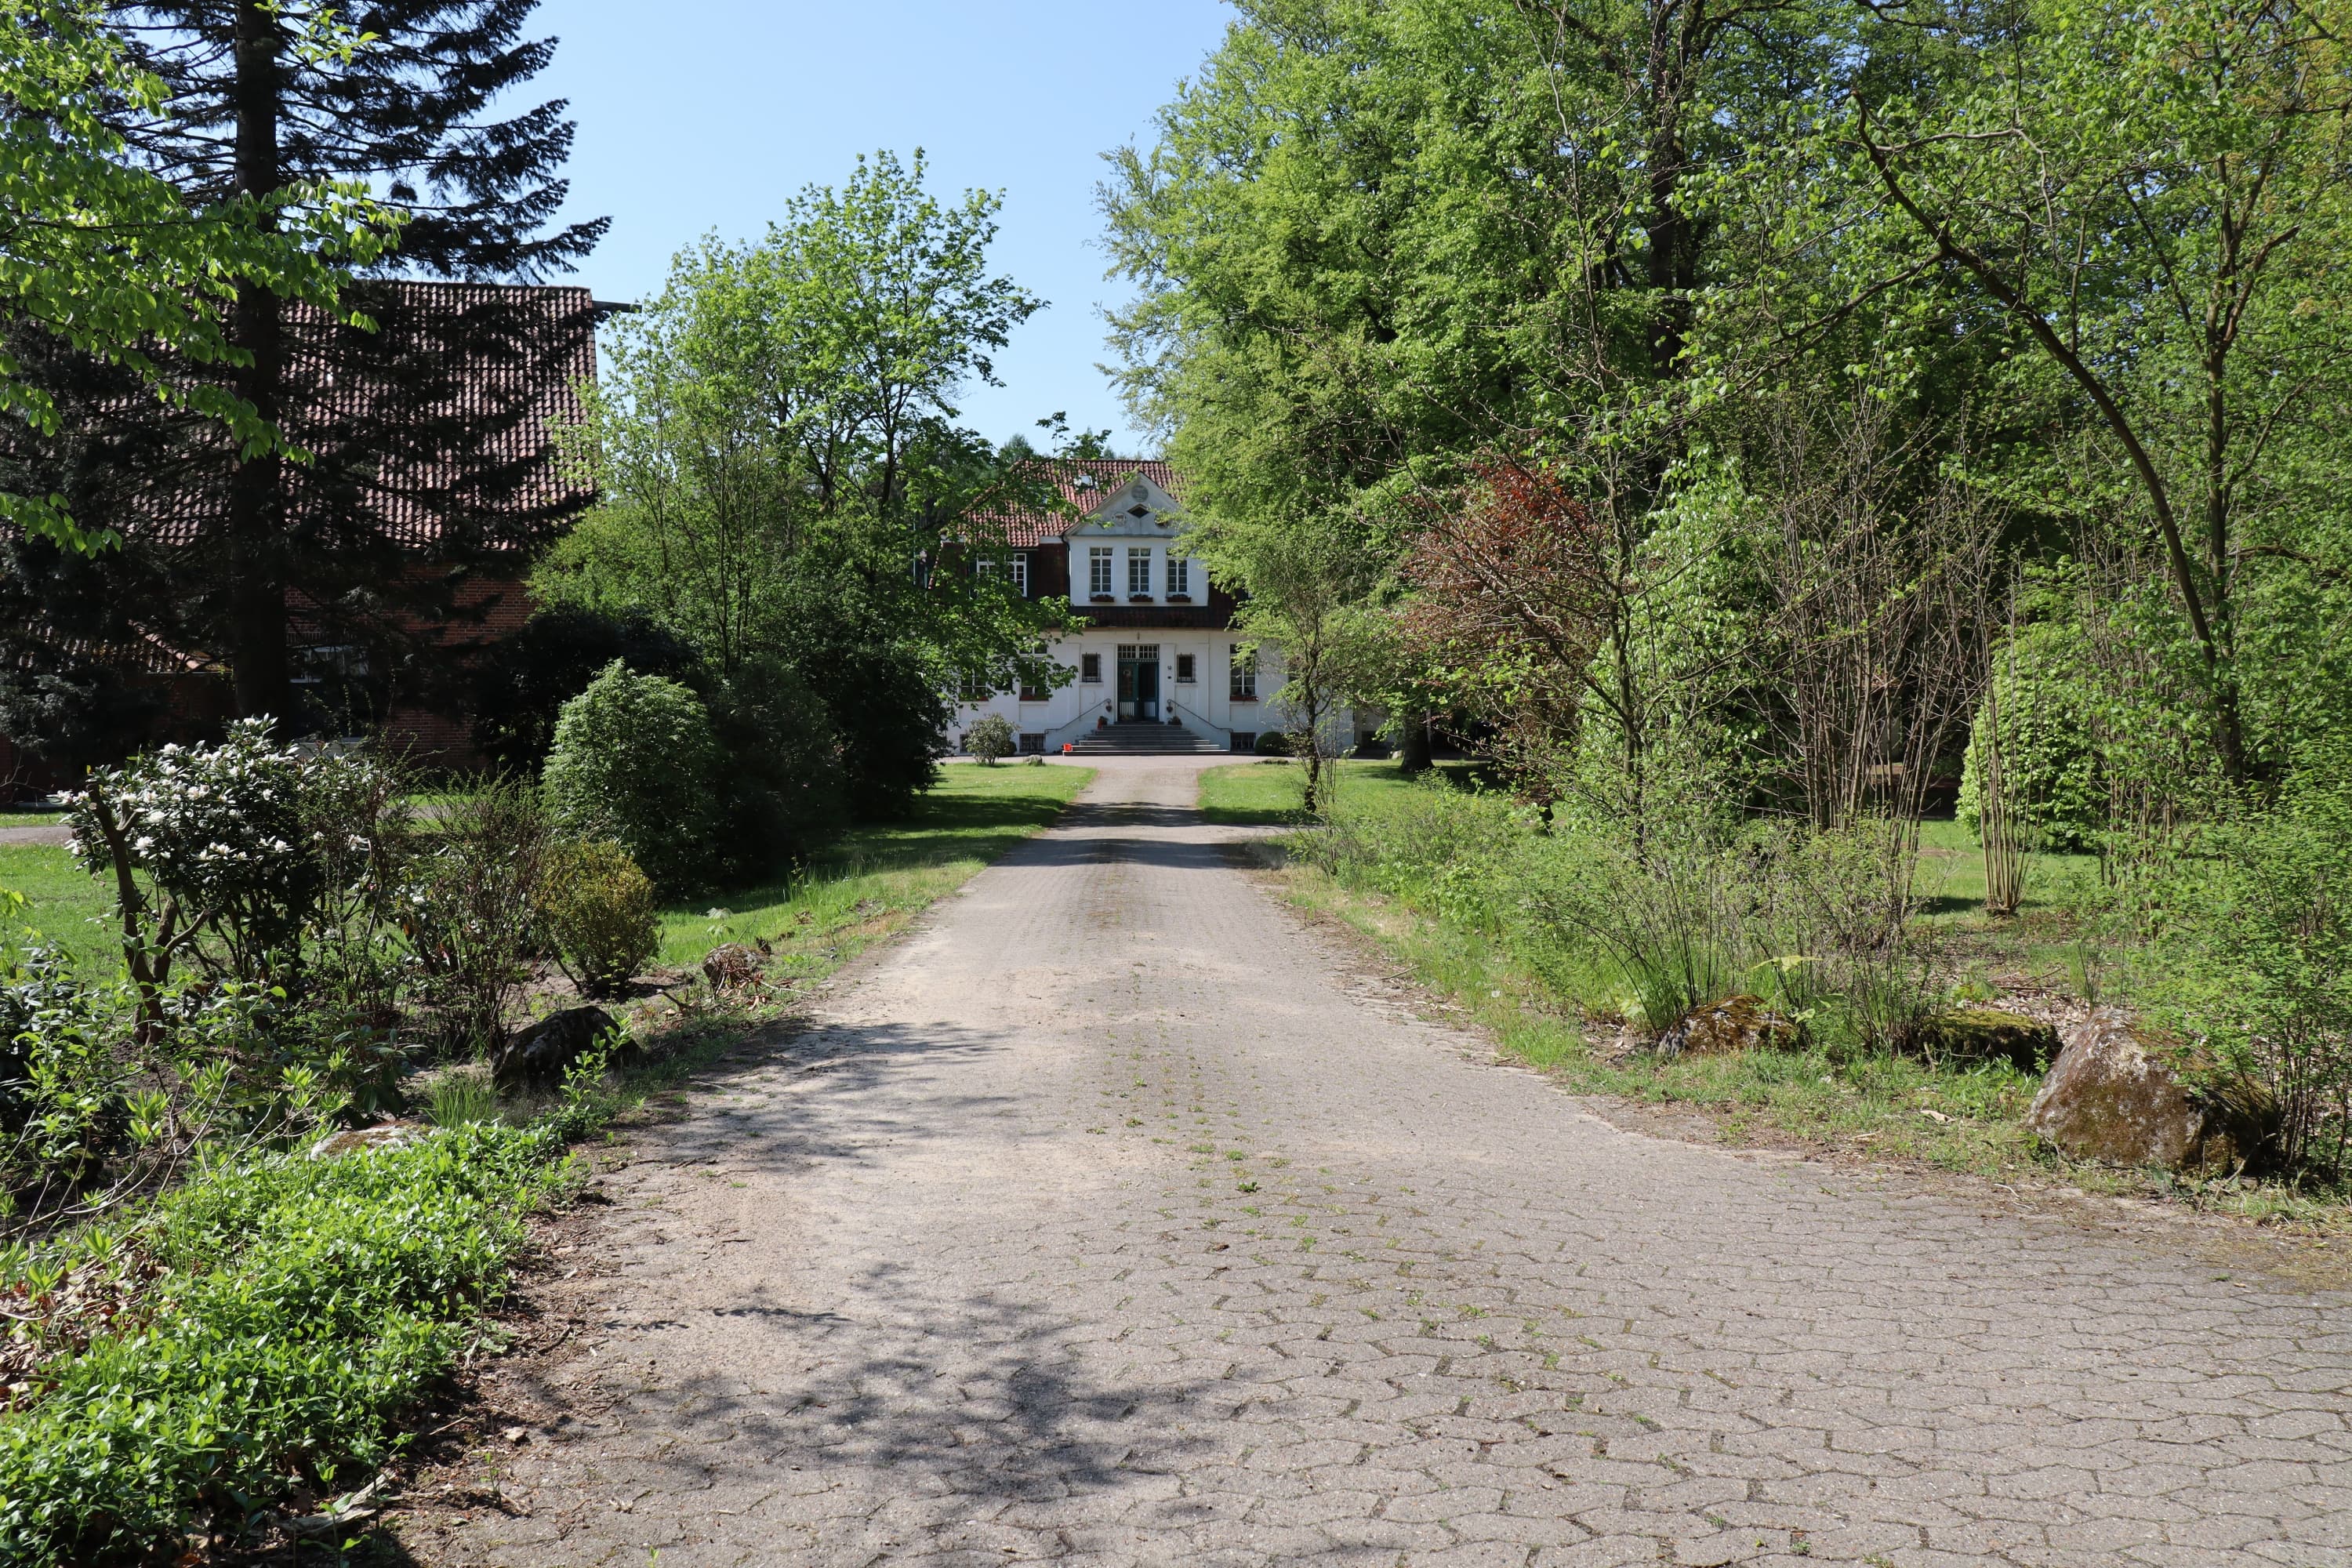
6, 0, 604, 731
540, 152, 1075, 816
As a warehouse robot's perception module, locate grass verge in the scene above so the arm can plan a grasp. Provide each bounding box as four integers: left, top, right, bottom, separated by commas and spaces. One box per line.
1207, 763, 2352, 1238
656, 760, 1091, 975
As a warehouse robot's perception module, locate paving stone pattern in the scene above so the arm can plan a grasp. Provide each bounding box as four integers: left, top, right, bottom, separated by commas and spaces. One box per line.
450, 759, 2352, 1567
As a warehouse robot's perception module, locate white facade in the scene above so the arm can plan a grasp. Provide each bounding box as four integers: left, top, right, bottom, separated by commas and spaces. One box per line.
949, 472, 1309, 754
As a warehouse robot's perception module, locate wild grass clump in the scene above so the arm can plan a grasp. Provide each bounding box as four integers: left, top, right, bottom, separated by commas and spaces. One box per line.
1305, 774, 1952, 1056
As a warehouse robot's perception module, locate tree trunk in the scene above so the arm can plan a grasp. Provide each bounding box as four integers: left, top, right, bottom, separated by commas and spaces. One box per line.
227, 1, 290, 725
1399, 710, 1432, 775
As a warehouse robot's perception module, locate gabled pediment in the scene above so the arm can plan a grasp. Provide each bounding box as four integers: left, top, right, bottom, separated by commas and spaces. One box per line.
1065, 472, 1185, 539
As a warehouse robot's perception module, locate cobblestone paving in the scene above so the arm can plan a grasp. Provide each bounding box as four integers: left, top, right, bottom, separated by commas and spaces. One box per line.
444, 759, 2352, 1568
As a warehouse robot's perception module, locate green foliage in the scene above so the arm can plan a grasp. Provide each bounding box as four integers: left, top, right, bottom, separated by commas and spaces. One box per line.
542, 662, 721, 895
704, 655, 847, 872
0, 0, 394, 553
468, 607, 704, 774
1304, 773, 1950, 1055
1958, 621, 2105, 854
964, 713, 1014, 764
2154, 743, 2352, 1176
401, 782, 549, 1058
0, 1122, 561, 1566
538, 151, 1072, 822
537, 840, 658, 997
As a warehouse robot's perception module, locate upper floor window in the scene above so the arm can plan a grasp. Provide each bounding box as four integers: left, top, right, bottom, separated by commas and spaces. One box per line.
1011, 552, 1029, 597
1229, 643, 1258, 700
1018, 668, 1048, 702
1088, 546, 1113, 597
1127, 546, 1152, 597
1167, 554, 1191, 597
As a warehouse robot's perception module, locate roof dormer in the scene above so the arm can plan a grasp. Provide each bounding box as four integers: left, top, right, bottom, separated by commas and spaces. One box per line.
1077, 472, 1182, 539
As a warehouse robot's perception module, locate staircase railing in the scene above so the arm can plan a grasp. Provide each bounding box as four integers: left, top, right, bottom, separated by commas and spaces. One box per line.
1164, 698, 1228, 750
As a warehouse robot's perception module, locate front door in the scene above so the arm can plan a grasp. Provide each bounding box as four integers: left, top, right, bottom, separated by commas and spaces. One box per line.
1116, 644, 1161, 720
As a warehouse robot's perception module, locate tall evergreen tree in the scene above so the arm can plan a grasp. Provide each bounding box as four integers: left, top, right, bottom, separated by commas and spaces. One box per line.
1, 2, 605, 739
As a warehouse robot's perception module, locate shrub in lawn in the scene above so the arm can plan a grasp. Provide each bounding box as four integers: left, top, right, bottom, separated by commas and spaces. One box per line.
469, 605, 705, 774
0, 1122, 562, 1565
704, 655, 847, 880
1958, 620, 2105, 853
964, 713, 1014, 765
543, 660, 721, 894
402, 782, 548, 1058
537, 839, 658, 996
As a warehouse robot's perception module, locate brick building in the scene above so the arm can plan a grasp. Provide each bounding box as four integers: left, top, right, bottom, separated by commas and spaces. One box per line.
0, 281, 600, 797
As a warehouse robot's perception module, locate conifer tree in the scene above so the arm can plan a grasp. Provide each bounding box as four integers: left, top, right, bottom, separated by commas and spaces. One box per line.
0, 2, 605, 740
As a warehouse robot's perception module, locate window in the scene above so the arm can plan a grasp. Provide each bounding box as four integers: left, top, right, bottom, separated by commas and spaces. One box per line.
1167, 553, 1191, 597
1018, 669, 1049, 702
1229, 731, 1256, 753
1127, 546, 1152, 597
975, 557, 997, 584
1174, 652, 1196, 684
960, 670, 989, 700
1088, 546, 1114, 597
1018, 731, 1046, 754
1011, 552, 1029, 597
1080, 652, 1102, 684
1229, 643, 1258, 700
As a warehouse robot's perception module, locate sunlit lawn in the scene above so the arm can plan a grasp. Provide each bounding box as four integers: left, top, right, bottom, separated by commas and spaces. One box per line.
5, 764, 1094, 985
656, 760, 1092, 978
2, 843, 119, 977
1196, 757, 1478, 826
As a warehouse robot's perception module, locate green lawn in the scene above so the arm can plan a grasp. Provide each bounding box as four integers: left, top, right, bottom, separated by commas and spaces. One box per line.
3, 764, 1094, 985
0, 811, 67, 829
656, 760, 1091, 978
1197, 757, 1478, 826
1, 842, 118, 976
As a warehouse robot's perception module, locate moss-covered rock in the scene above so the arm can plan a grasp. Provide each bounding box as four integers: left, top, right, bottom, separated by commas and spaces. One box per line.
1915, 1008, 2060, 1074
1653, 995, 1802, 1059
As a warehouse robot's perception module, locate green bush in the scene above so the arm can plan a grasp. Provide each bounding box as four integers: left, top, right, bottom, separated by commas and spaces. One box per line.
543, 660, 722, 895
2154, 740, 2352, 1176
704, 655, 847, 880
0, 1122, 561, 1566
1958, 621, 2104, 853
964, 713, 1014, 764
538, 839, 658, 996
1254, 730, 1292, 757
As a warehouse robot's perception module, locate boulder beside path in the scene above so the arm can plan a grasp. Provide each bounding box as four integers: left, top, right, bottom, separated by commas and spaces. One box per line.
2025, 1007, 2259, 1171
492, 1005, 621, 1087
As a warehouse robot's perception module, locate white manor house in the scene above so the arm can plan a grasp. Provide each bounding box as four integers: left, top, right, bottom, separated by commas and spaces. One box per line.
951, 459, 1356, 757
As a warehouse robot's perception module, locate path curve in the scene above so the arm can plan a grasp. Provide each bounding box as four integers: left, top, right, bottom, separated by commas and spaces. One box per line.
439, 757, 2352, 1568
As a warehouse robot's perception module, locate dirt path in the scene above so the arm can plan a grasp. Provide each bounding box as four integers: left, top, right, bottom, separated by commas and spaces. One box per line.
420, 757, 2352, 1567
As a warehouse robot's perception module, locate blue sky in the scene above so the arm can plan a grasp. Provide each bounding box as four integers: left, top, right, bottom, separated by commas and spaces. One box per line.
529, 2, 1235, 454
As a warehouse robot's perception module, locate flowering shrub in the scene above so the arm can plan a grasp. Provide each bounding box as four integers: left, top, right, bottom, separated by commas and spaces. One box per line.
67, 720, 326, 982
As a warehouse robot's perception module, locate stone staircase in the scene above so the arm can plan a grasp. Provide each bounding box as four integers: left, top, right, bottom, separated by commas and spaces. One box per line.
1064, 720, 1226, 757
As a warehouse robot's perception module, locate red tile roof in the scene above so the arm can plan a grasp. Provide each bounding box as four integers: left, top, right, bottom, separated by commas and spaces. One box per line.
970, 458, 1185, 548
134, 281, 597, 551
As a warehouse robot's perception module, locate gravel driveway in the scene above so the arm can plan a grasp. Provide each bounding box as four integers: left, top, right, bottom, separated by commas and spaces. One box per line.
433, 757, 2352, 1567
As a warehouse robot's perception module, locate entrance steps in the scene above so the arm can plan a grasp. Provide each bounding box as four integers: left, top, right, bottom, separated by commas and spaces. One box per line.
1064, 720, 1226, 757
